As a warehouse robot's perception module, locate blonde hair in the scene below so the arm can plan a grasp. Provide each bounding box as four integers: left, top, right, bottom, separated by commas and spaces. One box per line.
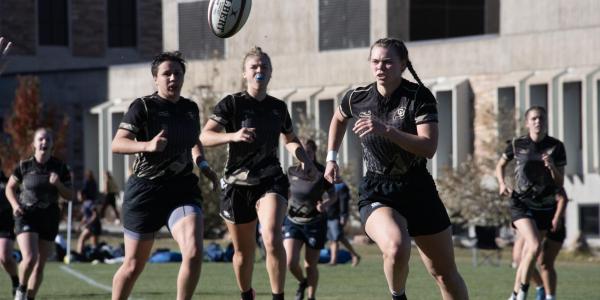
241, 46, 272, 71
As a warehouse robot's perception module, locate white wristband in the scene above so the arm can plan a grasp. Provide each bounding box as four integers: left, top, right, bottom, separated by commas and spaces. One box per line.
198, 160, 210, 170
326, 150, 338, 162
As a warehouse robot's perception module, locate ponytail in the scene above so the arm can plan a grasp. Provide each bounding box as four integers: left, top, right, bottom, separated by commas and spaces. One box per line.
406, 60, 424, 86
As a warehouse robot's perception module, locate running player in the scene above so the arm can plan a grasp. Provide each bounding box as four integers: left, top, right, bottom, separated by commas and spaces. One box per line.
110, 51, 219, 300
6, 128, 74, 300
0, 158, 19, 297
326, 179, 361, 266
324, 38, 469, 300
496, 106, 566, 300
200, 46, 317, 300
284, 139, 336, 300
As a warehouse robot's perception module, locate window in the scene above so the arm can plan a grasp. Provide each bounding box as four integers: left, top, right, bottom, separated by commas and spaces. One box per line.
409, 0, 489, 41
178, 1, 224, 59
108, 0, 137, 47
563, 81, 583, 176
319, 0, 370, 51
38, 0, 69, 46
497, 87, 516, 143
579, 205, 599, 237
529, 84, 548, 110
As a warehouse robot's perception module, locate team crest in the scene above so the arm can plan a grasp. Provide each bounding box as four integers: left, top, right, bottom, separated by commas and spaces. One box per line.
394, 107, 406, 120
358, 110, 372, 119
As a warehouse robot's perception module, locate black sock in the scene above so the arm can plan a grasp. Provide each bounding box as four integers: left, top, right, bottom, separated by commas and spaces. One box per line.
272, 292, 284, 300
27, 297, 35, 300
18, 285, 27, 292
11, 275, 19, 287
241, 288, 254, 300
392, 292, 407, 300
520, 283, 530, 293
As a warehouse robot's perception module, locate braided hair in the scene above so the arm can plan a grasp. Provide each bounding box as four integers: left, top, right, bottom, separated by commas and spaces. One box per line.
369, 38, 424, 86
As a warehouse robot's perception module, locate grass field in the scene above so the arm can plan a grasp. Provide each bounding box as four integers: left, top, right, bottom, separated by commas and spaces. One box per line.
1, 242, 598, 300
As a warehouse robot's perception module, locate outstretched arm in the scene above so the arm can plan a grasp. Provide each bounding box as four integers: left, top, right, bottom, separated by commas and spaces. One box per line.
324, 109, 349, 183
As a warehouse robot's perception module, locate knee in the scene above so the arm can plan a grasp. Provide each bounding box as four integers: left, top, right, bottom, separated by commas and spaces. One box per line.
381, 241, 409, 263
538, 260, 554, 272
524, 241, 541, 258
429, 266, 460, 286
261, 233, 283, 254
122, 257, 146, 277
21, 253, 39, 268
182, 244, 203, 266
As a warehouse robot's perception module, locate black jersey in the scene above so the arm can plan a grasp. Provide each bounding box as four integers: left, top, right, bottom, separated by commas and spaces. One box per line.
210, 92, 293, 183
0, 171, 9, 212
340, 80, 438, 175
287, 162, 332, 224
12, 156, 72, 209
119, 93, 200, 180
503, 135, 566, 208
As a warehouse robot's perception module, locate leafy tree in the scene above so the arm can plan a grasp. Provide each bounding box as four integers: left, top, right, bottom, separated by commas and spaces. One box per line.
0, 76, 69, 173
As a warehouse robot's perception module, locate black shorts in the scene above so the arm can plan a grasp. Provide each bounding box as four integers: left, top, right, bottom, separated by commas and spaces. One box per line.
122, 174, 202, 237
220, 173, 289, 224
283, 216, 327, 249
358, 171, 451, 237
15, 204, 61, 241
0, 208, 15, 240
510, 197, 554, 231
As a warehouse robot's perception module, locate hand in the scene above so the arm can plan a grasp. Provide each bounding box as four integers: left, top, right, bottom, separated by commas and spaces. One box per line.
498, 182, 511, 197
231, 127, 256, 143
353, 117, 387, 138
542, 153, 555, 170
301, 161, 320, 180
324, 161, 341, 183
316, 201, 325, 213
550, 218, 561, 233
145, 130, 168, 152
201, 167, 220, 192
12, 204, 23, 217
340, 216, 347, 227
0, 37, 12, 74
49, 172, 60, 186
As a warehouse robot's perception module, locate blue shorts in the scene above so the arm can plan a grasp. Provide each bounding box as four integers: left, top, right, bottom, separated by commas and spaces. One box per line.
326, 219, 343, 241
283, 216, 327, 249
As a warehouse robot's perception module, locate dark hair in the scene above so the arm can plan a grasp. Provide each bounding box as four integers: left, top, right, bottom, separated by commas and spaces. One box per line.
151, 51, 186, 77
525, 106, 547, 119
369, 38, 423, 86
242, 46, 272, 71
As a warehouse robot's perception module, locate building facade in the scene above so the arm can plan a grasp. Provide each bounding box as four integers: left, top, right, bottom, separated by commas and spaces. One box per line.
4, 0, 599, 245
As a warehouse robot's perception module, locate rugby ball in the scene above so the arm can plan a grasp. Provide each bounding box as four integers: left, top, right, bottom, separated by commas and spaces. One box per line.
208, 0, 252, 38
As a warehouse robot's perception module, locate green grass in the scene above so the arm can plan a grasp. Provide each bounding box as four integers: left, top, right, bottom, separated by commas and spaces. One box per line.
1, 243, 599, 299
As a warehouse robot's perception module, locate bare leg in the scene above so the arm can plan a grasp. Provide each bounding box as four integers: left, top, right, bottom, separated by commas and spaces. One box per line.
415, 227, 469, 300
538, 238, 562, 296
227, 220, 258, 292
0, 238, 18, 278
77, 229, 92, 254
111, 236, 154, 300
256, 193, 287, 294
171, 213, 204, 300
284, 238, 305, 282
26, 239, 53, 298
304, 246, 321, 299
16, 233, 39, 291
364, 207, 411, 295
328, 240, 339, 265
512, 218, 543, 295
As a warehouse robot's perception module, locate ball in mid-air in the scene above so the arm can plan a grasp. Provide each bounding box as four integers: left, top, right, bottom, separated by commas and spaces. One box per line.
208, 0, 252, 38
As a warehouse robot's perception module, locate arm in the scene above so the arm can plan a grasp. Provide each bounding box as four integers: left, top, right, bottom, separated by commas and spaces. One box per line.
49, 172, 74, 200
551, 190, 567, 232
192, 140, 219, 191
495, 157, 511, 196
111, 128, 167, 154
5, 176, 23, 216
200, 119, 255, 147
353, 119, 438, 159
543, 153, 564, 187
282, 133, 316, 171
324, 109, 350, 183
318, 187, 337, 213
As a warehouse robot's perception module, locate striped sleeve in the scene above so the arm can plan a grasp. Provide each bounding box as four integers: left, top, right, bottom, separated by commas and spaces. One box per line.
119, 98, 146, 135
339, 89, 354, 119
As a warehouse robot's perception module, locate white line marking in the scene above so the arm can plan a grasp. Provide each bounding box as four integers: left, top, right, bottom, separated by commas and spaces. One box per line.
60, 265, 142, 300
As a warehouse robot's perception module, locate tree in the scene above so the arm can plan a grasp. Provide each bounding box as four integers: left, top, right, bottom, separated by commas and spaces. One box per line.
0, 76, 69, 173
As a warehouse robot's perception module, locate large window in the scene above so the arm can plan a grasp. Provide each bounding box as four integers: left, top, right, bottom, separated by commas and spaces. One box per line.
579, 205, 599, 237
409, 0, 488, 41
38, 0, 69, 46
178, 0, 224, 59
108, 0, 137, 47
319, 0, 370, 51
497, 87, 516, 143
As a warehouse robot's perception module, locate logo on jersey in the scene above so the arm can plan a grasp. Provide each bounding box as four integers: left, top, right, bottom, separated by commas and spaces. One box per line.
518, 148, 530, 154
158, 111, 170, 117
358, 110, 372, 119
370, 202, 382, 208
394, 107, 406, 120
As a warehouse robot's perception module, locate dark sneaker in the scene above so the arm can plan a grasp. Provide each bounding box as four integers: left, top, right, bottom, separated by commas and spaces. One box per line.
295, 279, 308, 300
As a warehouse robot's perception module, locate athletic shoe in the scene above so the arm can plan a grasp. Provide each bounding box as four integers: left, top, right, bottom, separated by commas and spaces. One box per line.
240, 288, 255, 300
535, 286, 545, 300
295, 279, 308, 300
14, 288, 26, 300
